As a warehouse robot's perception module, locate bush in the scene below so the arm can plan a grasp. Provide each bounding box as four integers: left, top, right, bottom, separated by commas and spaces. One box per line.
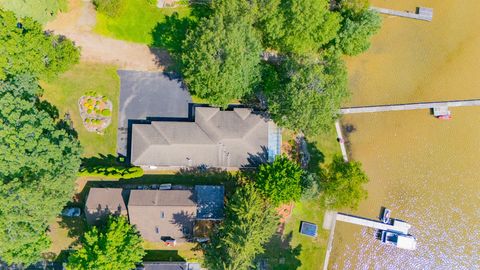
93, 0, 125, 17
79, 165, 144, 179
101, 109, 111, 117
255, 155, 304, 206
87, 109, 92, 114
300, 172, 320, 201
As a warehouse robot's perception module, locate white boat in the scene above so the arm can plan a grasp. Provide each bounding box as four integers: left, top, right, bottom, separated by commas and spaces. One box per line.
380, 230, 417, 250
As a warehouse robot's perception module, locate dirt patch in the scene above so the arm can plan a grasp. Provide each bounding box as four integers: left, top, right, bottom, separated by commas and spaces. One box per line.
45, 0, 170, 71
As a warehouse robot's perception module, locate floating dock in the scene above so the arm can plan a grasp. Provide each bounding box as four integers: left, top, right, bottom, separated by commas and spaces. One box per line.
339, 99, 480, 115
370, 6, 433, 21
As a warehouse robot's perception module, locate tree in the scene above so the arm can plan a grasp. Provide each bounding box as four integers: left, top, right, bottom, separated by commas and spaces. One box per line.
300, 172, 321, 201
253, 0, 285, 49
0, 10, 80, 80
265, 54, 349, 135
181, 0, 262, 107
255, 155, 304, 205
204, 184, 278, 270
0, 75, 82, 265
67, 216, 145, 270
321, 156, 369, 210
0, 0, 67, 23
280, 0, 341, 55
336, 8, 382, 56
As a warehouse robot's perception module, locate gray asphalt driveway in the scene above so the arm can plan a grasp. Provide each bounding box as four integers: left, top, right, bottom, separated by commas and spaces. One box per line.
117, 70, 192, 155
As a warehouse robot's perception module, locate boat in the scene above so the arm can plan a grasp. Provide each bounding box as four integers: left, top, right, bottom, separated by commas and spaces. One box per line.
381, 208, 391, 224
380, 230, 417, 250
437, 114, 452, 120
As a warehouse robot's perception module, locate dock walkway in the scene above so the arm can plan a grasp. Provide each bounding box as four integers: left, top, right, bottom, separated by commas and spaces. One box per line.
340, 99, 480, 115
370, 6, 433, 21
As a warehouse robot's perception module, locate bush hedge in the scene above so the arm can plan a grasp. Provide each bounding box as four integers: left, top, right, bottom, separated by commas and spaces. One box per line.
79, 165, 144, 179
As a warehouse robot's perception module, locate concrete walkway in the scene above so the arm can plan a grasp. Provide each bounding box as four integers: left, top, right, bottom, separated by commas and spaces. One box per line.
45, 0, 171, 71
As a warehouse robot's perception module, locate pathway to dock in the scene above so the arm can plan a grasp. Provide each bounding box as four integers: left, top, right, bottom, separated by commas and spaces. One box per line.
334, 121, 349, 162
370, 6, 433, 21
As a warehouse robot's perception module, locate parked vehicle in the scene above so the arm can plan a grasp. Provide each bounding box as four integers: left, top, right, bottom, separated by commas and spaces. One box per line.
61, 207, 81, 217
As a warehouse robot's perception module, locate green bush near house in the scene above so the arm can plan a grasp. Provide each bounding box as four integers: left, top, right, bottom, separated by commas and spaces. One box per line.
79, 165, 144, 179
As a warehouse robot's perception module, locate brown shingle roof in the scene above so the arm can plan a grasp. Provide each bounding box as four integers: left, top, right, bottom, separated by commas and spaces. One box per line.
84, 188, 127, 225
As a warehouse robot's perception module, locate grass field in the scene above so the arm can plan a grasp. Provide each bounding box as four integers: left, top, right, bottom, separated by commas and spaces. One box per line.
262, 128, 340, 269
41, 63, 120, 157
94, 0, 191, 45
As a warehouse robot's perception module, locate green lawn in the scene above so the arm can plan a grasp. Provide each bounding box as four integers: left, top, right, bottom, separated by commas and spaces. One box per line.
262, 128, 340, 269
41, 63, 120, 157
94, 0, 192, 45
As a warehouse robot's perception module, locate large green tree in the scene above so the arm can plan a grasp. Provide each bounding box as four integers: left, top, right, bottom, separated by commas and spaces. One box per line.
336, 7, 382, 56
280, 0, 341, 55
321, 156, 369, 210
0, 0, 67, 23
67, 216, 145, 270
181, 0, 262, 107
0, 75, 82, 265
0, 9, 80, 80
265, 54, 348, 135
255, 155, 304, 206
204, 184, 278, 270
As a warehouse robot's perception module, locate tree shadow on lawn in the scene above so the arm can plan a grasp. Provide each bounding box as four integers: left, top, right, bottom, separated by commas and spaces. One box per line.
258, 231, 302, 270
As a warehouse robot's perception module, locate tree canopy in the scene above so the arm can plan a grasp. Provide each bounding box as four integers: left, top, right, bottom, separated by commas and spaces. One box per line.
181, 0, 262, 107
67, 216, 145, 270
321, 156, 369, 210
265, 54, 348, 135
336, 8, 382, 56
204, 184, 278, 270
0, 0, 67, 23
255, 155, 304, 205
280, 0, 341, 55
0, 9, 80, 80
0, 75, 82, 265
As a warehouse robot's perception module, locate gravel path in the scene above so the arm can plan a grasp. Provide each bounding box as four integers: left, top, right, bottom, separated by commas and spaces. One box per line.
45, 0, 171, 71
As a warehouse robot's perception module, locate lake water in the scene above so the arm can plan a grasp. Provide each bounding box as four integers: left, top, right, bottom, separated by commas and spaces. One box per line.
329, 0, 480, 269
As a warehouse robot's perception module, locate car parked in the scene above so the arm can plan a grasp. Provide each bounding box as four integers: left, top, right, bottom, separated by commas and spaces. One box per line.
61, 207, 81, 217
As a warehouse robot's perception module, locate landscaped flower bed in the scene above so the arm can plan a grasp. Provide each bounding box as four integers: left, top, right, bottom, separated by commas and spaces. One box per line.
78, 91, 113, 133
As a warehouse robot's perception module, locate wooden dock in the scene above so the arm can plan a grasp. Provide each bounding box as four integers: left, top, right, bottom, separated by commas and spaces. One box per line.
340, 99, 480, 115
322, 211, 414, 270
334, 120, 349, 162
370, 6, 433, 21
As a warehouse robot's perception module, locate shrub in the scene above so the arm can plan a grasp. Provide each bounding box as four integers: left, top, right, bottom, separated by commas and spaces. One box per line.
79, 165, 144, 179
101, 109, 111, 117
102, 96, 108, 102
87, 109, 92, 114
93, 0, 125, 17
300, 172, 321, 201
255, 155, 304, 206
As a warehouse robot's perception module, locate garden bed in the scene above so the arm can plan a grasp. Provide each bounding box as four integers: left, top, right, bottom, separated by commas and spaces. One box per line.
78, 92, 113, 133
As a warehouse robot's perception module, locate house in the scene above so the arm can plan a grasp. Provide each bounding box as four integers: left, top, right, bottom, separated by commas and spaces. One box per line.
84, 188, 127, 225
130, 107, 281, 169
83, 186, 224, 242
128, 190, 197, 243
